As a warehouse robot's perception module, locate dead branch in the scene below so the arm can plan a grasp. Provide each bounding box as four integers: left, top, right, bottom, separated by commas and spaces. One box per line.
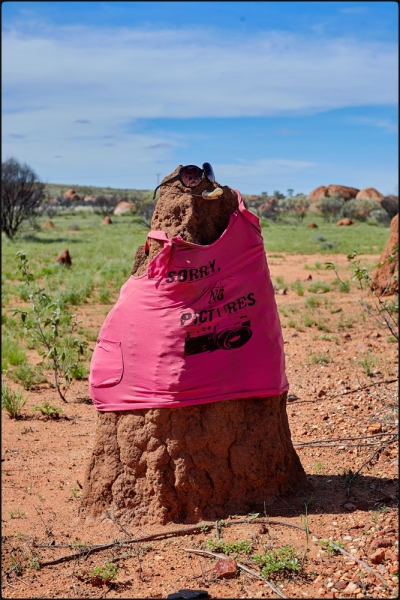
294, 431, 397, 446
36, 518, 308, 566
329, 543, 394, 591
184, 547, 287, 599
105, 510, 132, 538
347, 436, 397, 495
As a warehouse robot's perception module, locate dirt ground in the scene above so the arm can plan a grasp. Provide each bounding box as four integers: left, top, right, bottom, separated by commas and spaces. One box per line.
2, 253, 398, 599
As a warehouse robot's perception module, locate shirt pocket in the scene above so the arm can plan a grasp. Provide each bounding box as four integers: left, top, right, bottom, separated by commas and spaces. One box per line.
89, 337, 124, 388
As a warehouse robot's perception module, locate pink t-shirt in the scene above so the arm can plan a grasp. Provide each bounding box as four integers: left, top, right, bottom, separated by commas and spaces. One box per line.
89, 192, 288, 411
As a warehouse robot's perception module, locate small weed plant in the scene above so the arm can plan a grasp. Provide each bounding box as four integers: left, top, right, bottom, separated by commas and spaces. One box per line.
358, 352, 379, 376
253, 545, 301, 578
13, 251, 88, 402
32, 401, 64, 419
82, 561, 119, 585
290, 280, 304, 296
308, 352, 332, 365
8, 508, 26, 519
1, 380, 28, 419
206, 539, 252, 555
326, 248, 398, 341
319, 539, 344, 556
308, 281, 331, 294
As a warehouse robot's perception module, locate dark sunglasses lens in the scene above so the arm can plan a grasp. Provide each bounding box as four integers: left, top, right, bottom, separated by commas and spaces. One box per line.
202, 162, 215, 183
181, 166, 203, 187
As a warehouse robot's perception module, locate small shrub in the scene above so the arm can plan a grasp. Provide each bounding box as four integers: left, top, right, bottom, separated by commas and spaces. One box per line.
88, 561, 118, 584
308, 352, 332, 365
358, 352, 379, 376
10, 363, 46, 390
303, 314, 315, 327
308, 281, 330, 294
368, 209, 391, 227
316, 321, 331, 332
1, 381, 28, 419
253, 545, 301, 578
290, 280, 304, 296
305, 297, 322, 309
32, 401, 64, 419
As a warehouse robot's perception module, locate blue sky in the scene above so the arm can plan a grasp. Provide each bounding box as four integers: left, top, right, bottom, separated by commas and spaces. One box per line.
2, 1, 398, 195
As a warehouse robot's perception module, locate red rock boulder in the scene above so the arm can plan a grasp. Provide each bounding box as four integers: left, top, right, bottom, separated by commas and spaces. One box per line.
64, 189, 81, 201
101, 216, 112, 225
337, 218, 355, 226
355, 187, 384, 201
42, 221, 55, 229
113, 201, 135, 216
308, 185, 327, 203
327, 185, 359, 200
381, 195, 399, 219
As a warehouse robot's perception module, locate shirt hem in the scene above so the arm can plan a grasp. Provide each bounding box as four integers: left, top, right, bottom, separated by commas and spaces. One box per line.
92, 387, 289, 411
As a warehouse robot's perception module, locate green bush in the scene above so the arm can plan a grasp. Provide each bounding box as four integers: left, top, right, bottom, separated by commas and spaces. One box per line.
342, 199, 379, 222
316, 196, 345, 223
10, 363, 46, 390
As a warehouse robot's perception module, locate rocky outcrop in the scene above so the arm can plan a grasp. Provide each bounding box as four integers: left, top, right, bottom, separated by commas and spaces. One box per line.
381, 196, 399, 219
258, 198, 279, 219
101, 216, 112, 225
370, 214, 398, 296
355, 188, 384, 201
113, 201, 135, 216
327, 185, 359, 200
64, 189, 81, 201
308, 186, 327, 203
42, 221, 55, 229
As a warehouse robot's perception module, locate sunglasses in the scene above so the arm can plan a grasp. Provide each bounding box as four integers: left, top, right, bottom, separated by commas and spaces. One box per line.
153, 163, 215, 199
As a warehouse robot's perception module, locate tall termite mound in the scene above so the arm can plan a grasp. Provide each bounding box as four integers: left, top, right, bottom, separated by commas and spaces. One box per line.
371, 214, 398, 296
81, 166, 309, 526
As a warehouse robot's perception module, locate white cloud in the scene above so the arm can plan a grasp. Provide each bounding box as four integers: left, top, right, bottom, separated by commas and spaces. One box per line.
2, 23, 397, 192
349, 117, 398, 134
2, 25, 397, 122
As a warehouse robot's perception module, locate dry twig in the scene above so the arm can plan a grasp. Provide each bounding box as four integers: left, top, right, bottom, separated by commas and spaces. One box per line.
346, 436, 397, 495
37, 518, 308, 567
330, 543, 394, 591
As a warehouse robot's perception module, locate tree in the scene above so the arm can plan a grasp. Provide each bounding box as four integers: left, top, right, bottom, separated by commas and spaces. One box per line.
1, 158, 45, 239
92, 195, 119, 217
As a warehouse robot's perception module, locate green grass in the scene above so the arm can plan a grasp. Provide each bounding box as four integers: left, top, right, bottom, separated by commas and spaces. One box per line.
206, 539, 252, 555
308, 351, 332, 365
2, 337, 27, 370
2, 381, 28, 419
263, 215, 388, 254
308, 280, 331, 294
